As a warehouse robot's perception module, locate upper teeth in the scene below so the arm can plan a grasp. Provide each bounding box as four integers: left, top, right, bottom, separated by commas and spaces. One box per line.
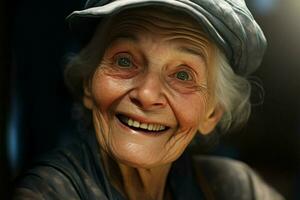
123, 116, 166, 131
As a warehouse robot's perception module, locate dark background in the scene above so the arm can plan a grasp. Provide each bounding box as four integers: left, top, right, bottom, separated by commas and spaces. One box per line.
1, 0, 300, 199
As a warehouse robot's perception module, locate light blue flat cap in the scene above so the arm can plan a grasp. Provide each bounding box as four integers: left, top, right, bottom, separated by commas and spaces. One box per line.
67, 0, 267, 76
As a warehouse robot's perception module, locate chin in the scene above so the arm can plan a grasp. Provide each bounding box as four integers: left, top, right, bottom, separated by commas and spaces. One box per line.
109, 144, 169, 169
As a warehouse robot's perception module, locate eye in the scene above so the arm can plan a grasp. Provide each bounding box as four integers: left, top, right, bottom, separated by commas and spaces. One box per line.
115, 53, 133, 68
175, 70, 192, 81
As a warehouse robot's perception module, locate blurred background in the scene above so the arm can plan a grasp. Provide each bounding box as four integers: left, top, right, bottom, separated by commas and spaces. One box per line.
1, 0, 300, 199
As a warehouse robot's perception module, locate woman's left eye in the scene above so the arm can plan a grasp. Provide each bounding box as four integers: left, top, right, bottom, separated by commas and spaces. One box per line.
175, 71, 192, 81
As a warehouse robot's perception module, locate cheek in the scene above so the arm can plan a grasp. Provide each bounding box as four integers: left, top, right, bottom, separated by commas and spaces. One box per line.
91, 71, 129, 112
172, 93, 208, 129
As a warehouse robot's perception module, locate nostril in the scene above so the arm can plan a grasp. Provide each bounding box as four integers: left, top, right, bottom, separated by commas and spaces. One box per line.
130, 97, 143, 108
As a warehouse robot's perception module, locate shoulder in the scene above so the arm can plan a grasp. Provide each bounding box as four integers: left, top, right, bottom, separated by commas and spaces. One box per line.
14, 164, 80, 199
13, 141, 107, 200
192, 155, 285, 200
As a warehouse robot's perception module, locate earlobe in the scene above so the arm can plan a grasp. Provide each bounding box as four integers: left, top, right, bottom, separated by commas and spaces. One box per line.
198, 105, 224, 135
83, 80, 94, 110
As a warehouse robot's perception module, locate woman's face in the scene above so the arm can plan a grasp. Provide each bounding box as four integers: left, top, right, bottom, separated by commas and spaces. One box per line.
83, 12, 222, 168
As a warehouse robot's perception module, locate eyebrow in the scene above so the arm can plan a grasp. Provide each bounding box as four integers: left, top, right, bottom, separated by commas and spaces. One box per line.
108, 33, 139, 44
177, 46, 205, 59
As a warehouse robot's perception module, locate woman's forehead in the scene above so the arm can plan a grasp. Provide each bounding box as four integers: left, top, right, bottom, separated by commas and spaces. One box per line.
103, 10, 213, 61
83, 7, 212, 59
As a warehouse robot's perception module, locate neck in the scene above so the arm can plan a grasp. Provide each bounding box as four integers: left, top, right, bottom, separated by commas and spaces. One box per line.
100, 151, 172, 200
119, 162, 171, 200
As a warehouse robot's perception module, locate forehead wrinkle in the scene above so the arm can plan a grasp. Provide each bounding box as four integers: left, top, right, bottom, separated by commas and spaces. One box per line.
108, 22, 145, 42
109, 20, 210, 52
110, 10, 209, 37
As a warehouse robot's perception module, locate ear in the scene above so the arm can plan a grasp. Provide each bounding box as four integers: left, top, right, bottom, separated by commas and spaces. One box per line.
198, 104, 224, 135
82, 79, 94, 110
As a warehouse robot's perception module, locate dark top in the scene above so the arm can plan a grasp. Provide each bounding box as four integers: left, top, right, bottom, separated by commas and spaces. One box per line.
13, 132, 285, 200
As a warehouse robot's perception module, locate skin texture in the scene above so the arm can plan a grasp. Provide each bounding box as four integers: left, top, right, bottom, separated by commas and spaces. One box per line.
83, 10, 223, 200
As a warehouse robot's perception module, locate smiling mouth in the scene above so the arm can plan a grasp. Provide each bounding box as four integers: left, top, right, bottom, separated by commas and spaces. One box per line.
116, 114, 169, 133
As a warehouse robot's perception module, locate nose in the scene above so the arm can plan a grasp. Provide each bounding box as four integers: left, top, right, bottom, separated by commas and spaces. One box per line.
129, 73, 167, 110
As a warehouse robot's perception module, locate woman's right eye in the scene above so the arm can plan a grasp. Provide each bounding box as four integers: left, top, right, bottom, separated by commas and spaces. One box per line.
104, 52, 140, 79
114, 53, 133, 68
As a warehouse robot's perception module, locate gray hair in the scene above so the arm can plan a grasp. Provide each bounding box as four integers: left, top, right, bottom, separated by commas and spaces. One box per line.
213, 49, 251, 131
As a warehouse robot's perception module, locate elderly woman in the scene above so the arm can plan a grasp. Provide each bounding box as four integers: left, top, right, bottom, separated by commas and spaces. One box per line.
14, 0, 285, 199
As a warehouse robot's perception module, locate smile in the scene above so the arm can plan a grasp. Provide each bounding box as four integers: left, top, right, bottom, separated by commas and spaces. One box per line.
117, 114, 168, 132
